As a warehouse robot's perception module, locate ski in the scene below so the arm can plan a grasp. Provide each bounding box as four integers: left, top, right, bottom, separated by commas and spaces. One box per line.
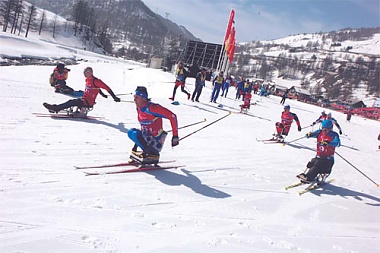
284, 181, 304, 190
256, 138, 284, 144
75, 160, 176, 170
33, 113, 104, 120
298, 179, 335, 195
83, 164, 184, 176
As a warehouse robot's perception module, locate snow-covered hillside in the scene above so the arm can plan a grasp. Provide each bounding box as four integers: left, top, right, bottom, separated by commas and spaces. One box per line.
0, 31, 380, 252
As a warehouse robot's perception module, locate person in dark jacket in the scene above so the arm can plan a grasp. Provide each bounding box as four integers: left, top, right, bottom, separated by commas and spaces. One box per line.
191, 68, 207, 102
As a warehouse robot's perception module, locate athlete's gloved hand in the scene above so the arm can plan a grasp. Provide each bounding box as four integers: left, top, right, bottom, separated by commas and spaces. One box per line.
311, 122, 316, 126
298, 126, 302, 132
339, 130, 342, 135
305, 132, 312, 138
320, 140, 329, 146
101, 93, 108, 98
113, 96, 121, 102
171, 136, 179, 147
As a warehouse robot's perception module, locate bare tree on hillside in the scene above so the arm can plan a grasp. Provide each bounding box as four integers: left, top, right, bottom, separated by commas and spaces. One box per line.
72, 0, 89, 36
38, 10, 46, 35
1, 0, 16, 32
10, 0, 22, 34
51, 15, 57, 38
24, 4, 37, 38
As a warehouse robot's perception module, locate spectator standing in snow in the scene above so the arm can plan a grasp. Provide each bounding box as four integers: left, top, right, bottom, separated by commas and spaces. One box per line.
253, 81, 259, 94
346, 109, 352, 122
51, 63, 74, 94
297, 120, 341, 183
191, 68, 207, 102
280, 89, 290, 105
43, 67, 120, 113
129, 86, 179, 164
170, 61, 190, 101
221, 76, 231, 97
235, 78, 244, 99
275, 105, 302, 140
210, 71, 224, 103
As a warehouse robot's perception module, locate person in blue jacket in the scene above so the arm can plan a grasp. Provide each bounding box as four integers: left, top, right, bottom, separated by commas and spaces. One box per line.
221, 76, 231, 97
235, 78, 244, 99
297, 120, 341, 183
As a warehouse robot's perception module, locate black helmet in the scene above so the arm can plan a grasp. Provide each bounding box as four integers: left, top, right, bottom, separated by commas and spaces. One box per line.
57, 63, 65, 70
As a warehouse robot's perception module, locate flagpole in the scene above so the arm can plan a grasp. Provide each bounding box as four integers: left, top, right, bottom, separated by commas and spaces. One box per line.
217, 9, 235, 73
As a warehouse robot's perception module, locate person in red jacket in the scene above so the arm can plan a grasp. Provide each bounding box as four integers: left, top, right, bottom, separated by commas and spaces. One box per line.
52, 63, 74, 94
129, 86, 179, 164
297, 120, 341, 183
275, 105, 301, 140
240, 89, 252, 113
43, 67, 120, 113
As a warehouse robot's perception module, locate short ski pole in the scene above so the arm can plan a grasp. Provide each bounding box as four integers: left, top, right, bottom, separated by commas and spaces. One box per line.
168, 118, 206, 132
116, 92, 133, 96
179, 112, 231, 141
335, 151, 379, 187
120, 100, 134, 103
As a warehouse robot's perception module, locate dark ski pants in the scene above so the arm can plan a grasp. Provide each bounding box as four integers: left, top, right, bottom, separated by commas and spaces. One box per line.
305, 157, 334, 181
191, 84, 204, 101
55, 98, 84, 111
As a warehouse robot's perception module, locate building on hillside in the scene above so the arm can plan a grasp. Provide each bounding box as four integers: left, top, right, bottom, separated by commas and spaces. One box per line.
373, 98, 380, 108
273, 85, 311, 102
345, 96, 366, 108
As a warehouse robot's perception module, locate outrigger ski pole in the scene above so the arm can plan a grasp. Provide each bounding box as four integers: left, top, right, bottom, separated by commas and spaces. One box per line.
168, 118, 207, 132
335, 151, 379, 187
282, 136, 307, 146
179, 112, 232, 141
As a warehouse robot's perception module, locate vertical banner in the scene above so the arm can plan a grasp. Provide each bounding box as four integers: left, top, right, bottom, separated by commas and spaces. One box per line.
217, 9, 235, 73
224, 9, 235, 43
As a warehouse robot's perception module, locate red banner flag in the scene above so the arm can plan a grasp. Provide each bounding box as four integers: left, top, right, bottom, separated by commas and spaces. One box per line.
224, 9, 235, 43
227, 27, 236, 62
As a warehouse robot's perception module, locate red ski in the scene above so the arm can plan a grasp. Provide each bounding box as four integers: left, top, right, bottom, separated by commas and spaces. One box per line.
83, 164, 184, 176
74, 160, 176, 170
33, 113, 104, 120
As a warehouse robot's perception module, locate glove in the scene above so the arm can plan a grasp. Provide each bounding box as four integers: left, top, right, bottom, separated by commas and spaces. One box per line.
312, 122, 316, 126
305, 132, 312, 138
339, 130, 342, 135
298, 126, 302, 132
320, 140, 329, 146
171, 136, 179, 147
113, 96, 121, 102
101, 93, 108, 98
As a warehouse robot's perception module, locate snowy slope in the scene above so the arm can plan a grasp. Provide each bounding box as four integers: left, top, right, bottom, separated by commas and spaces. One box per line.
0, 35, 380, 253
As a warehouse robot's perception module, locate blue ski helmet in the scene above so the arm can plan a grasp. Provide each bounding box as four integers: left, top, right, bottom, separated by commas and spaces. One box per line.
321, 120, 333, 129
284, 105, 290, 110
